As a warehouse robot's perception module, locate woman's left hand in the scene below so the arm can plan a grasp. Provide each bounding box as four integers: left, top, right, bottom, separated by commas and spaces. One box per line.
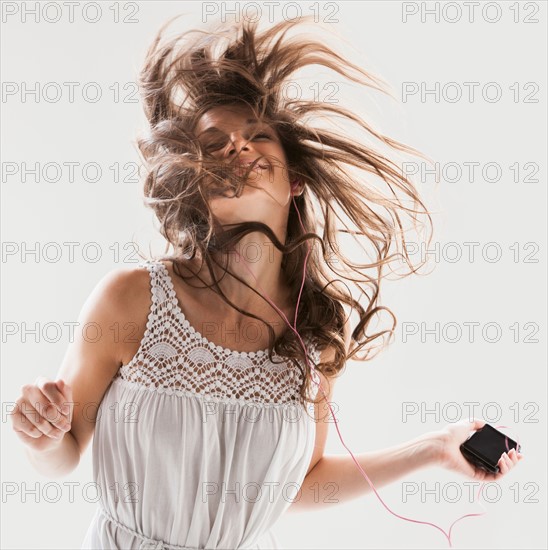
433, 418, 524, 482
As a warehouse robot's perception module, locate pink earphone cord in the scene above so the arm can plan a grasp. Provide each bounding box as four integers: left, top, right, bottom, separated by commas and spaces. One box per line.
231, 192, 520, 548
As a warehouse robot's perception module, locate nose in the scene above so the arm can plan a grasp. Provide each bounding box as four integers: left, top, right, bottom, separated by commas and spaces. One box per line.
226, 132, 251, 158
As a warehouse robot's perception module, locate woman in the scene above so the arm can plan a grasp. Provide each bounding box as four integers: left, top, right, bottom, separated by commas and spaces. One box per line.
12, 14, 522, 549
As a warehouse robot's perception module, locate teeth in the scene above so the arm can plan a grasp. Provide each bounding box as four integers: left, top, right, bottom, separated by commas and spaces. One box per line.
234, 163, 268, 173
235, 162, 268, 168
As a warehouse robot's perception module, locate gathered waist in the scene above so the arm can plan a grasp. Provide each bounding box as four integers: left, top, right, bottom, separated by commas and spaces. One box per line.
97, 503, 197, 550
96, 503, 262, 550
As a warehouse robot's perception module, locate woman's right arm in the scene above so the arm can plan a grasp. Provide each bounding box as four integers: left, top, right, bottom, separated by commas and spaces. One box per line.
24, 420, 81, 478
12, 266, 150, 479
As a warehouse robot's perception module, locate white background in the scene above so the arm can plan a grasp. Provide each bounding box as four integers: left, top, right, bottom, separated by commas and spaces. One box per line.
1, 1, 546, 549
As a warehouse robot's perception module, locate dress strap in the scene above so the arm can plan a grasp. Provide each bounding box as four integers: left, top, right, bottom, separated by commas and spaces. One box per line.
152, 260, 183, 313
139, 260, 178, 313
122, 260, 179, 359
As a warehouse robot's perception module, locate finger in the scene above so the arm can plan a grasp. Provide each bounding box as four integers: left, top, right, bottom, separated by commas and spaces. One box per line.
459, 453, 486, 479
508, 448, 519, 465
13, 424, 42, 442
499, 453, 510, 474
35, 377, 71, 421
11, 403, 44, 439
55, 379, 74, 419
498, 460, 508, 475
20, 386, 70, 436
497, 456, 506, 475
472, 418, 486, 431
12, 398, 65, 440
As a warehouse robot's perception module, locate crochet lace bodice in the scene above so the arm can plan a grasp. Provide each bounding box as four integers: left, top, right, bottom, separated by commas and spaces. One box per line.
114, 260, 320, 407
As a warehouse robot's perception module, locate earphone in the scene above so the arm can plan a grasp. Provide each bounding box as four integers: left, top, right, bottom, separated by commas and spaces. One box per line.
230, 178, 519, 548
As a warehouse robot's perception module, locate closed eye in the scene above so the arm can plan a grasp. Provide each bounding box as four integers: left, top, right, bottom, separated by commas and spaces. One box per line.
205, 142, 225, 151
204, 132, 272, 151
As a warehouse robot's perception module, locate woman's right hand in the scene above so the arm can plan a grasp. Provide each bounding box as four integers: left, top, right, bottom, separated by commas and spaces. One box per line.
11, 377, 73, 453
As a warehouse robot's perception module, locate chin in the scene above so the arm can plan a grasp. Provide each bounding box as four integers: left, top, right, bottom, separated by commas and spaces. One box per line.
212, 201, 272, 223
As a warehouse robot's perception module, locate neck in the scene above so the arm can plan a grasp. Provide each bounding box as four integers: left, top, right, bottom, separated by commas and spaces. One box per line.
195, 231, 291, 321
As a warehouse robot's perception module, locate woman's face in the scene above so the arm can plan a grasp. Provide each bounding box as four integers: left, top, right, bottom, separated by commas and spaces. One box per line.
195, 104, 294, 226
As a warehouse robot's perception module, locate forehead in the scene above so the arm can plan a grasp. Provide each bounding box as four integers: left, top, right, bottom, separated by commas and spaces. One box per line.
195, 105, 264, 135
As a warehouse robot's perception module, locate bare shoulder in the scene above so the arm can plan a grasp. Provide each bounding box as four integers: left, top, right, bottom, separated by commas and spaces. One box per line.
83, 263, 151, 328
73, 262, 154, 365
99, 262, 155, 366
54, 262, 153, 457
96, 262, 152, 308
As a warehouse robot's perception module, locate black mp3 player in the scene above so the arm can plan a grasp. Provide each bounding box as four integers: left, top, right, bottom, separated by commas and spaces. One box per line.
459, 423, 522, 474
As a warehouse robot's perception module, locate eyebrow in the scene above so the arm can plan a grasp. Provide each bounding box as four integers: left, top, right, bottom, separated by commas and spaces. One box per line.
197, 119, 267, 138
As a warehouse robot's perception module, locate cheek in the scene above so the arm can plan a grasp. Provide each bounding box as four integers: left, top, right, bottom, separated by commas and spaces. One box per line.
268, 151, 290, 182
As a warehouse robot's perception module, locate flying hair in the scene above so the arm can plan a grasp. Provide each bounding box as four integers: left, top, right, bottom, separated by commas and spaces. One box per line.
135, 13, 435, 412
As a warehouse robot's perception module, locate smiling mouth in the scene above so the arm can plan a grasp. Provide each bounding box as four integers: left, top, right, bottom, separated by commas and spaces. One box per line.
233, 162, 269, 176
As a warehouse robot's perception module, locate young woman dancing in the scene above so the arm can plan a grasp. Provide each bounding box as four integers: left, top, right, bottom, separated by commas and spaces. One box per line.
13, 15, 522, 550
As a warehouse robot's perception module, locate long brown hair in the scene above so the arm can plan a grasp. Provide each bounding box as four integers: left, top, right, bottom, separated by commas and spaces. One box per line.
135, 14, 435, 409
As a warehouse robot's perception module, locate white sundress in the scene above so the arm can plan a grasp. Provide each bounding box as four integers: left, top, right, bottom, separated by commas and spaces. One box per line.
81, 260, 320, 550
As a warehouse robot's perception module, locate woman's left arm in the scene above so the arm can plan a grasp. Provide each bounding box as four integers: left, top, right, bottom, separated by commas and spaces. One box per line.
288, 419, 523, 513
